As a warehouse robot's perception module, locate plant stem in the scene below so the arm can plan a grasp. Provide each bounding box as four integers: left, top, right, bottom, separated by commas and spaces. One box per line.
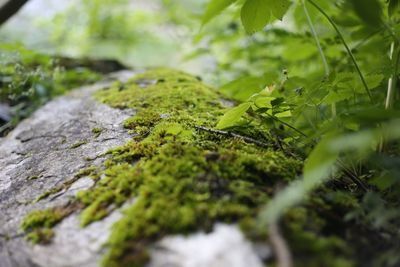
301, 0, 336, 117
307, 0, 373, 102
301, 0, 329, 77
385, 42, 396, 109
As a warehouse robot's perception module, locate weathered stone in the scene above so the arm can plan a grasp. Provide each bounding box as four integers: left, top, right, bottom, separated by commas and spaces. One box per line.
0, 70, 268, 267
0, 71, 135, 267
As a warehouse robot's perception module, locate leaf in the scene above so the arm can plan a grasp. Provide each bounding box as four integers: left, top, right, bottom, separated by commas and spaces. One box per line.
269, 0, 292, 20
241, 0, 272, 33
275, 110, 292, 118
365, 74, 384, 89
388, 0, 400, 17
323, 89, 353, 104
349, 0, 382, 27
253, 96, 275, 109
202, 0, 237, 26
240, 0, 291, 33
220, 76, 269, 101
216, 102, 251, 129
303, 135, 339, 185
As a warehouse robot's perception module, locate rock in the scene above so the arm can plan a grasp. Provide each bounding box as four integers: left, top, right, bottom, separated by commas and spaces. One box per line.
0, 70, 268, 267
0, 71, 135, 267
149, 224, 268, 267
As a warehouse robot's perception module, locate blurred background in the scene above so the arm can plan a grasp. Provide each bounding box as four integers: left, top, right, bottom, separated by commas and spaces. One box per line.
0, 0, 389, 136
0, 0, 215, 77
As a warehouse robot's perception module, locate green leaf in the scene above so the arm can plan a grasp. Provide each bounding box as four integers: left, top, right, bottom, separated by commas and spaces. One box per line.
275, 110, 292, 118
253, 96, 275, 109
323, 89, 353, 104
220, 76, 269, 101
240, 0, 291, 33
216, 102, 251, 129
303, 135, 339, 184
269, 0, 292, 20
349, 0, 382, 27
366, 74, 384, 89
388, 0, 400, 17
202, 0, 237, 26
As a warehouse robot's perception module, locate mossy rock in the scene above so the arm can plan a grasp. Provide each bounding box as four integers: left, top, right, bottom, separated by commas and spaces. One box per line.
2, 69, 362, 267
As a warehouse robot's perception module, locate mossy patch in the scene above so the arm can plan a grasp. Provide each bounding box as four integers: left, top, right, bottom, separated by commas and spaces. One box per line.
92, 127, 104, 138
22, 69, 353, 266
69, 140, 88, 149
34, 166, 99, 203
90, 68, 301, 266
21, 204, 79, 244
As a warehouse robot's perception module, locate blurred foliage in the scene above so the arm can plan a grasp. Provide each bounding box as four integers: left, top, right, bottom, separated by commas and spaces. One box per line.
196, 0, 400, 265
0, 43, 101, 135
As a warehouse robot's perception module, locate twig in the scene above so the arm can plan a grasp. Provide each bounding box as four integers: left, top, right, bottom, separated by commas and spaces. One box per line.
269, 220, 294, 267
194, 125, 270, 148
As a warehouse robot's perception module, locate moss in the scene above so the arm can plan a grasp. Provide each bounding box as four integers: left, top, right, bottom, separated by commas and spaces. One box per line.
69, 140, 88, 149
21, 209, 64, 231
21, 203, 81, 244
21, 208, 63, 244
35, 166, 99, 202
26, 228, 54, 244
283, 207, 354, 267
25, 69, 351, 266
90, 68, 301, 266
27, 175, 39, 180
92, 127, 104, 138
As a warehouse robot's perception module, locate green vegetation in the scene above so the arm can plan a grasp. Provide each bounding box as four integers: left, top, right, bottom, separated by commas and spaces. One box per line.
69, 140, 89, 149
92, 69, 302, 266
4, 0, 400, 266
21, 207, 70, 244
92, 127, 104, 138
0, 44, 102, 136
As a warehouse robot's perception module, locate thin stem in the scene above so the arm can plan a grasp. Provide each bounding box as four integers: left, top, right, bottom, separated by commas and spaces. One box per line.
265, 113, 308, 137
385, 42, 396, 109
301, 0, 336, 117
253, 103, 308, 137
269, 221, 294, 267
194, 125, 271, 148
307, 0, 373, 102
301, 0, 329, 76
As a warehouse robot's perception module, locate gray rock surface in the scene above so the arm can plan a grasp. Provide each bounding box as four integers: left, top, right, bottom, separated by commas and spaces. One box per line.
0, 71, 135, 267
149, 224, 268, 267
0, 71, 267, 267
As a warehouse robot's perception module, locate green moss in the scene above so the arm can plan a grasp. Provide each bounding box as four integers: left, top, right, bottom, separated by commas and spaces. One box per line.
21, 204, 80, 244
283, 207, 354, 267
69, 140, 88, 149
92, 127, 104, 138
26, 228, 54, 244
25, 69, 350, 266
35, 166, 99, 202
21, 209, 64, 231
22, 208, 64, 244
90, 68, 301, 266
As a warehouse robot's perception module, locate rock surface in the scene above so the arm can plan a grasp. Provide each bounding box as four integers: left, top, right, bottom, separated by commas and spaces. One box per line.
0, 71, 135, 267
0, 71, 267, 267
